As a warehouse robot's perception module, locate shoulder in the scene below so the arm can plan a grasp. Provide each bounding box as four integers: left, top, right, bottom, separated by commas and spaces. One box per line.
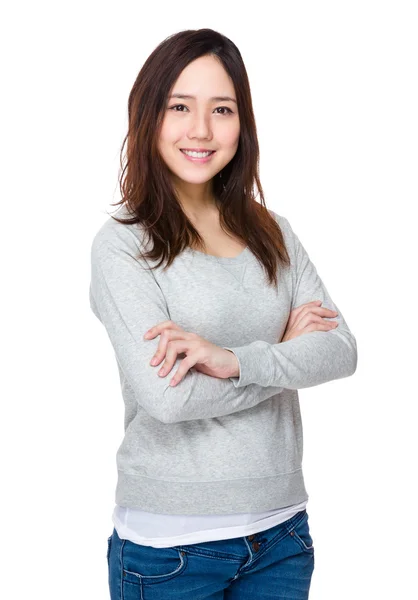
267, 208, 294, 239
267, 207, 290, 225
267, 209, 300, 266
90, 206, 149, 259
89, 208, 154, 274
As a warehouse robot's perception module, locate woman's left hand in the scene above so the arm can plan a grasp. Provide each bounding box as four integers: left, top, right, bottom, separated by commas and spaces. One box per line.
143, 321, 239, 386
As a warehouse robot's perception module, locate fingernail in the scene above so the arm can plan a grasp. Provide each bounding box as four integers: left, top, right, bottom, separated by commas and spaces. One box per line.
150, 357, 158, 365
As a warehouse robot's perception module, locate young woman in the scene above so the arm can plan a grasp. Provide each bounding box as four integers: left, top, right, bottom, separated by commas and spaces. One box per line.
90, 28, 357, 600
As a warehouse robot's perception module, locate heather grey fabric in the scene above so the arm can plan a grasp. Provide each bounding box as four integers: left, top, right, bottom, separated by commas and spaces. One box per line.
89, 206, 357, 514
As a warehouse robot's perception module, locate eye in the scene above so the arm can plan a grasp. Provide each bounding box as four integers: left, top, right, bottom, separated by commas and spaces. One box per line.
169, 104, 188, 112
215, 106, 233, 115
168, 104, 233, 115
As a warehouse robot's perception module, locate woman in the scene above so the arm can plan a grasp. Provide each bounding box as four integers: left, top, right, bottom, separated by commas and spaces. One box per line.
90, 28, 357, 600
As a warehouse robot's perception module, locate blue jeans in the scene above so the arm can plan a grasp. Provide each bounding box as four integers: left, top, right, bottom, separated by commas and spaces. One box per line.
107, 508, 315, 599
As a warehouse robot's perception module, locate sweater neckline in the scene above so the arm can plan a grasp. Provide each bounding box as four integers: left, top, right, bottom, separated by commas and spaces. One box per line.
186, 245, 250, 264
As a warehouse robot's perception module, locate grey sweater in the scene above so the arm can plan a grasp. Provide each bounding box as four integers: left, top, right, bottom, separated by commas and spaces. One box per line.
89, 206, 357, 514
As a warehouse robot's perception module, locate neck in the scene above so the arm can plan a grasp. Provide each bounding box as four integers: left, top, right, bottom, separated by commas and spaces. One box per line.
173, 177, 219, 219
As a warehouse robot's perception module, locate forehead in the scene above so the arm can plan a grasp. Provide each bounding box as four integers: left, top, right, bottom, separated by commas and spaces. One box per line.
171, 56, 235, 98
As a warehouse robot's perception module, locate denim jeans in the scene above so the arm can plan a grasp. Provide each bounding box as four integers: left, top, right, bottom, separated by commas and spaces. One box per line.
107, 508, 315, 599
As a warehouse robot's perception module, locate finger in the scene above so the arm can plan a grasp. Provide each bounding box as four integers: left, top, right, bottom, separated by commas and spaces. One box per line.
294, 302, 338, 318
144, 320, 183, 339
157, 339, 198, 379
300, 306, 338, 323
169, 355, 198, 387
287, 301, 323, 327
304, 322, 339, 333
297, 312, 339, 330
151, 329, 190, 366
293, 300, 323, 315
293, 306, 338, 329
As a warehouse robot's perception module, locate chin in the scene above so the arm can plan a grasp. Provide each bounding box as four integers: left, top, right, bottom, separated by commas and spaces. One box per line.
177, 176, 215, 185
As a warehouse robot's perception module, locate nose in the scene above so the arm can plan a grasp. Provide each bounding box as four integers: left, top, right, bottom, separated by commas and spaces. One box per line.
188, 111, 212, 141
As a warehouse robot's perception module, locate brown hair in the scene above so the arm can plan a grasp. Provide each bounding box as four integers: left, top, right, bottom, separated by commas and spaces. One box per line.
109, 28, 290, 287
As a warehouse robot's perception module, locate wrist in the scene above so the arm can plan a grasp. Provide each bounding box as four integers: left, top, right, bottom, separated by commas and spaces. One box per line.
225, 349, 240, 378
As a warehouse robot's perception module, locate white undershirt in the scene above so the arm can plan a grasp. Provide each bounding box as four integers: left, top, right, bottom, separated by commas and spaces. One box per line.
112, 499, 309, 548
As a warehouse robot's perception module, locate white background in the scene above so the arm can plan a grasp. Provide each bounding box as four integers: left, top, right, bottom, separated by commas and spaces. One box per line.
2, 1, 417, 598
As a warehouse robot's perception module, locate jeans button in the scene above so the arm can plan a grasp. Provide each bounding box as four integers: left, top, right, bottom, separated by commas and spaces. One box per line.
252, 541, 260, 552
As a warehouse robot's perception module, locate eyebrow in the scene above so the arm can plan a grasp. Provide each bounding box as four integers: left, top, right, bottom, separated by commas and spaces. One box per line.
169, 93, 237, 104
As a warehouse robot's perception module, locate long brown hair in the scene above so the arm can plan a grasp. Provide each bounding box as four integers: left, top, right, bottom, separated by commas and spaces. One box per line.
109, 28, 290, 287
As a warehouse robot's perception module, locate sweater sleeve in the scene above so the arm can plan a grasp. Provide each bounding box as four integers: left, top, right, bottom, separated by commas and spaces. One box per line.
223, 215, 358, 389
89, 224, 285, 425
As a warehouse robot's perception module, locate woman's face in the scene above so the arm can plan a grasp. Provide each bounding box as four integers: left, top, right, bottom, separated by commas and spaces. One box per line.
158, 55, 240, 187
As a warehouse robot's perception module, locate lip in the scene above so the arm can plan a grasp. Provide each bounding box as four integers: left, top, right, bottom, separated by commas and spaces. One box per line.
180, 148, 216, 152
180, 149, 216, 164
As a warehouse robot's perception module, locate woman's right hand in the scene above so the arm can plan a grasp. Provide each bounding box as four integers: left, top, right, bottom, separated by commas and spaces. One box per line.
281, 300, 339, 342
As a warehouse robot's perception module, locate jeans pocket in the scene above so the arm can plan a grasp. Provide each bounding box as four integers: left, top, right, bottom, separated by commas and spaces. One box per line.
122, 540, 188, 587
290, 511, 314, 553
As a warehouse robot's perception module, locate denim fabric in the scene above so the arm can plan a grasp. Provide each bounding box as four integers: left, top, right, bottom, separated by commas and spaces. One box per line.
106, 508, 314, 599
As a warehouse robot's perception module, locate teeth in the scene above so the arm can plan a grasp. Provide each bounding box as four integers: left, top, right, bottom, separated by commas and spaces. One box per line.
182, 150, 213, 158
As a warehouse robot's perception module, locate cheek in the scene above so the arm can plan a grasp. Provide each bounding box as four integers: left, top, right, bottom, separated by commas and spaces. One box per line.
218, 124, 240, 149
159, 118, 177, 144
159, 123, 172, 144
222, 135, 240, 153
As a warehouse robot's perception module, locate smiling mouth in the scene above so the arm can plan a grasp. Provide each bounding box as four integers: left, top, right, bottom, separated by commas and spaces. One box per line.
180, 149, 216, 155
